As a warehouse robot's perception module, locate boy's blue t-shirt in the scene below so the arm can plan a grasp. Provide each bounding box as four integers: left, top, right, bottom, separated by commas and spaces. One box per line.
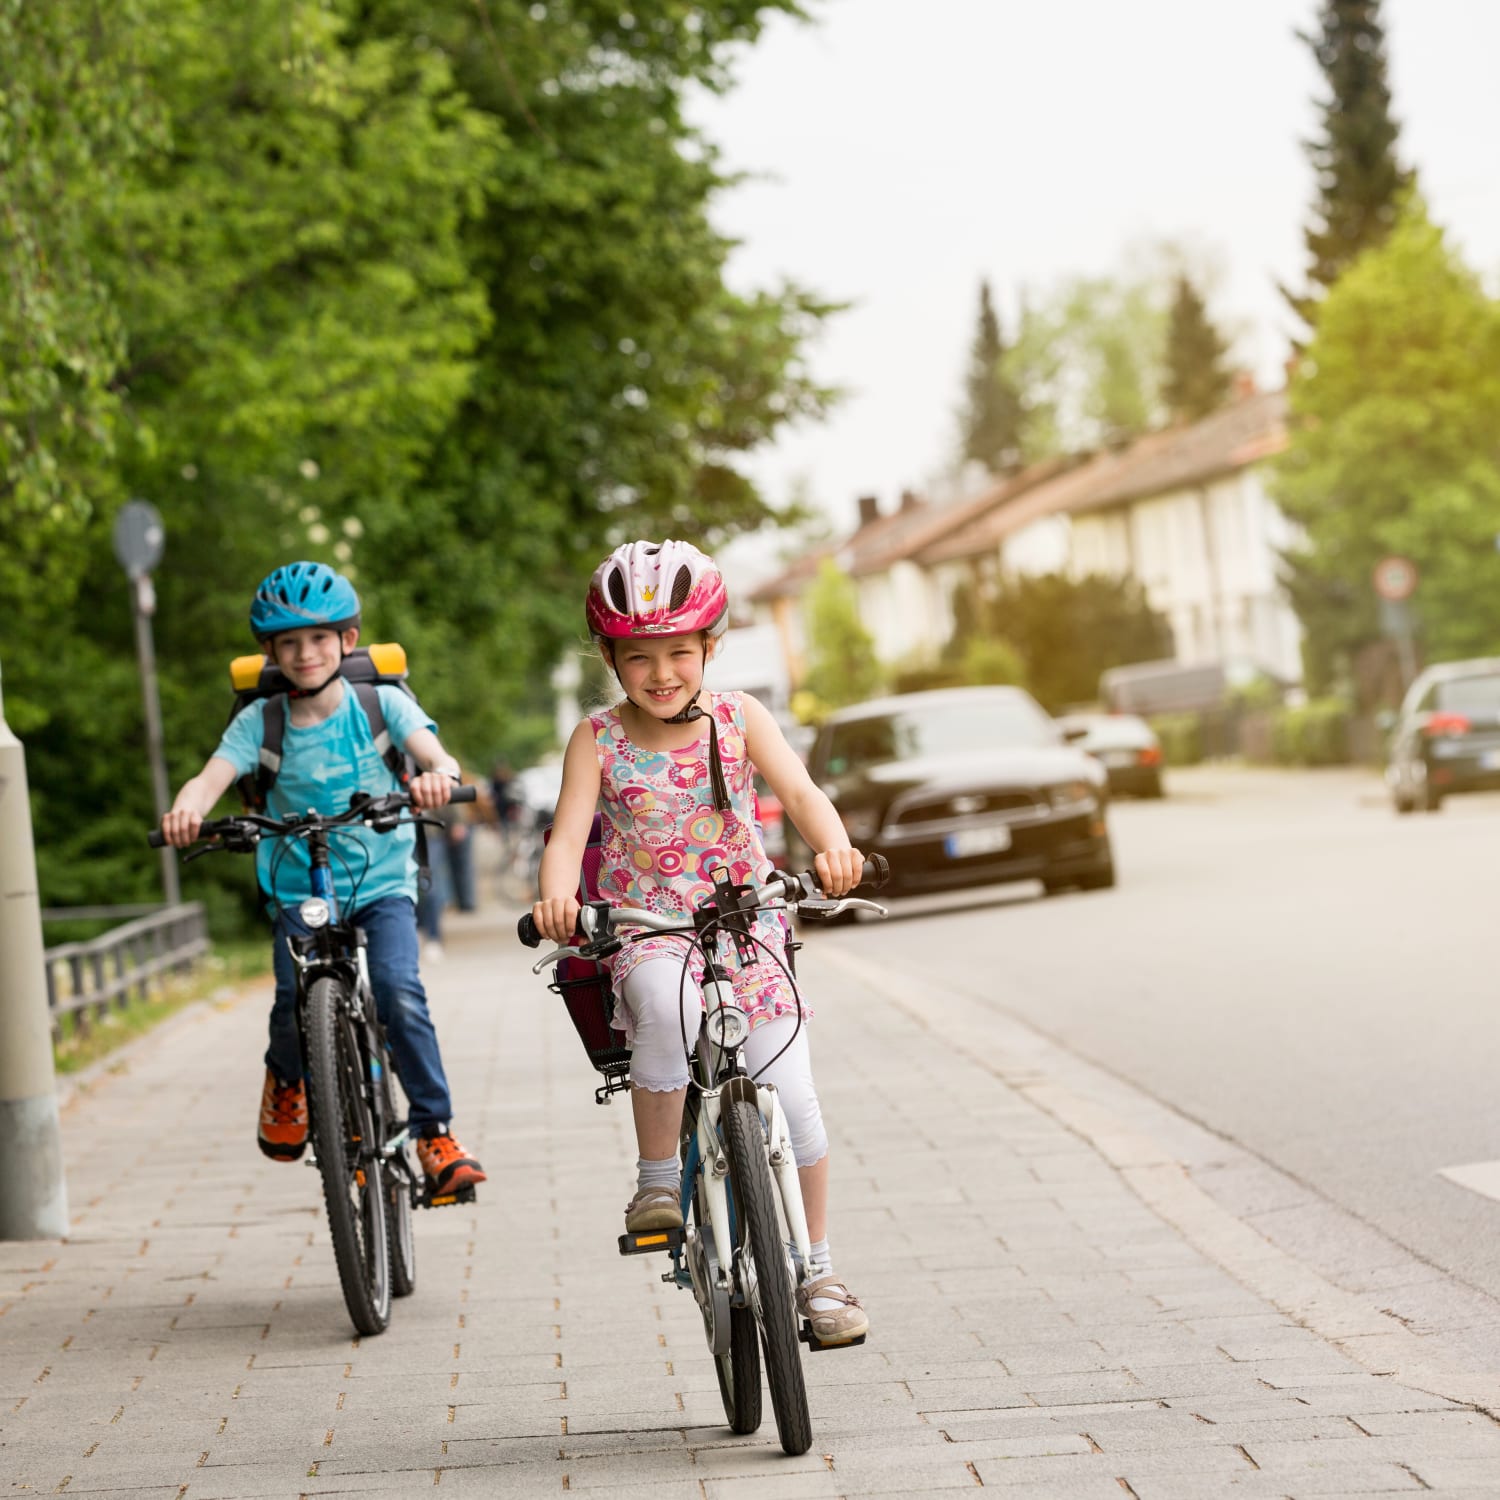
213, 684, 436, 909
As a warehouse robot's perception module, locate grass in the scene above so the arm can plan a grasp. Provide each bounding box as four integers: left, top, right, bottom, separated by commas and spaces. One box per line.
52, 939, 274, 1075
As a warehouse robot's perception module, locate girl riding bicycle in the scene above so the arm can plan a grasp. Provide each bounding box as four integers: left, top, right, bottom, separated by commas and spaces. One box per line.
531, 540, 869, 1344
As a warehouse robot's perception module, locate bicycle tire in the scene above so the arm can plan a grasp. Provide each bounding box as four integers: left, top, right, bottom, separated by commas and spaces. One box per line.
722, 1096, 811, 1456
693, 1181, 760, 1433
306, 976, 392, 1336
379, 1051, 416, 1298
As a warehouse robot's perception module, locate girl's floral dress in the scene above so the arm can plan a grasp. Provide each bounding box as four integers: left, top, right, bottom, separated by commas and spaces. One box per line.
590, 691, 802, 1039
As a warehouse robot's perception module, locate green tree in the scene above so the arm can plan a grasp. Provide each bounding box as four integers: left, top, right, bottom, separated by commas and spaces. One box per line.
5, 0, 833, 920
956, 572, 1172, 712
1287, 0, 1412, 328
959, 280, 1023, 472
800, 561, 884, 711
1004, 276, 1166, 460
0, 0, 159, 726
1162, 274, 1233, 422
1275, 198, 1500, 698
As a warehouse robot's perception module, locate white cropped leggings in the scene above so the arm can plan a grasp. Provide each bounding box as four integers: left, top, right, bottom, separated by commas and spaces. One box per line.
620, 956, 829, 1168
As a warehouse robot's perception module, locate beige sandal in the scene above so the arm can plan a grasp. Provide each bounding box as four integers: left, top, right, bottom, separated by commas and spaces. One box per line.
795, 1273, 869, 1343
624, 1186, 683, 1232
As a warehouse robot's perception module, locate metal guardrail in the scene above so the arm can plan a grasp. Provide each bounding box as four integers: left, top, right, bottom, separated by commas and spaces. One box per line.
41, 903, 210, 1039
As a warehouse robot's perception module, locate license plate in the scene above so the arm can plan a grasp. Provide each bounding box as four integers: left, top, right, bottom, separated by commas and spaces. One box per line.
1482, 749, 1500, 770
1104, 750, 1136, 767
944, 825, 1012, 858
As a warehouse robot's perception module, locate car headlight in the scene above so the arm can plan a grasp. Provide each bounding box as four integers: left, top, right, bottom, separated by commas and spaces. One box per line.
706, 1006, 749, 1051
1047, 780, 1095, 809
840, 808, 882, 841
299, 897, 331, 930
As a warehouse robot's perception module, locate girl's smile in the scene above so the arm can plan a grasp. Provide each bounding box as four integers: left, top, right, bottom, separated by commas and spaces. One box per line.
613, 634, 708, 722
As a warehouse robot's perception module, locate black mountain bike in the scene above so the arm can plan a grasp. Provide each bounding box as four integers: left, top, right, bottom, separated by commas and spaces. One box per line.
149, 786, 477, 1335
519, 855, 889, 1455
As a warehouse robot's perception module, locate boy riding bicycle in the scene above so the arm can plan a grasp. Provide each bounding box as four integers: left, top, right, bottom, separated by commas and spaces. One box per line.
160, 562, 485, 1197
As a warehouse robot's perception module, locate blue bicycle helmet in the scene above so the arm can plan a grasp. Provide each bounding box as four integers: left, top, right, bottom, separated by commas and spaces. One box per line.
250, 561, 361, 642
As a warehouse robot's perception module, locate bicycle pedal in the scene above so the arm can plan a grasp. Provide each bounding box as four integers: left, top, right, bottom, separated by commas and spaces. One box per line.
617, 1227, 684, 1257
422, 1183, 478, 1209
799, 1320, 866, 1351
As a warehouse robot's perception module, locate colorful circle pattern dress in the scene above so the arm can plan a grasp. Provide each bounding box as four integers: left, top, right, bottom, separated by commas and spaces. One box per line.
590, 691, 801, 1041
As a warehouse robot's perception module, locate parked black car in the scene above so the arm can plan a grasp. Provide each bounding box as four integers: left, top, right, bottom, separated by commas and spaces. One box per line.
1386, 657, 1500, 813
791, 687, 1114, 898
1057, 712, 1165, 799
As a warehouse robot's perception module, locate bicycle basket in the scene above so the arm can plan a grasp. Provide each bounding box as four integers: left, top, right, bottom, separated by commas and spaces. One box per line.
544, 814, 630, 1087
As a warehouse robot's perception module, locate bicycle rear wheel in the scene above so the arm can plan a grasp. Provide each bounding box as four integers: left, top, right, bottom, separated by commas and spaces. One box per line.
379, 1049, 416, 1298
723, 1096, 811, 1456
692, 1181, 760, 1433
306, 976, 392, 1336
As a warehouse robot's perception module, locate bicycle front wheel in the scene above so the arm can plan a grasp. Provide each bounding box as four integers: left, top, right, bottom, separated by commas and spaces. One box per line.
306, 976, 392, 1336
723, 1096, 811, 1456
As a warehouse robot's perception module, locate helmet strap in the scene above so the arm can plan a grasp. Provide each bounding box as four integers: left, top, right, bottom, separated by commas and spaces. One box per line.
667, 690, 730, 813
284, 638, 348, 701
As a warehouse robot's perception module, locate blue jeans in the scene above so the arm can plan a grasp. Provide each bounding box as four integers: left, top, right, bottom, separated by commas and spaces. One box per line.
268, 895, 453, 1132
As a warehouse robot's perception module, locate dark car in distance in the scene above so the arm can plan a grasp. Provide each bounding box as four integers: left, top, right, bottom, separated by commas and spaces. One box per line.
790, 687, 1114, 898
1386, 657, 1500, 813
1057, 712, 1165, 799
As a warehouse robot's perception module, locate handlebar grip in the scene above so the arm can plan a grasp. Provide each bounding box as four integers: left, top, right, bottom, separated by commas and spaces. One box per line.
451, 784, 478, 804
860, 852, 890, 890
147, 829, 167, 849
517, 912, 541, 948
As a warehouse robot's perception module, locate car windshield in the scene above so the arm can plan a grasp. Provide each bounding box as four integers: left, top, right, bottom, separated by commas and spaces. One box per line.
1434, 675, 1500, 716
821, 696, 1057, 776
1073, 715, 1152, 749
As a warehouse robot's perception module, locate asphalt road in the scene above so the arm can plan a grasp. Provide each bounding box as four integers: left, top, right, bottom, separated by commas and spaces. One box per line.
816, 763, 1500, 1302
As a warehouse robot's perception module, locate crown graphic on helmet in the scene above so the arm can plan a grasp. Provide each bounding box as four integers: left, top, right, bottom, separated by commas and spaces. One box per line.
586, 540, 728, 640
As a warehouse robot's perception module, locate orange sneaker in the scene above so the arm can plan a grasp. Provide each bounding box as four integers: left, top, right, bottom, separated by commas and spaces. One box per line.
416, 1130, 486, 1194
257, 1069, 308, 1161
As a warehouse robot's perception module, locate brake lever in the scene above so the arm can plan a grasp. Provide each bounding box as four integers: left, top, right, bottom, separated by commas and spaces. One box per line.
182, 843, 221, 865
798, 895, 888, 922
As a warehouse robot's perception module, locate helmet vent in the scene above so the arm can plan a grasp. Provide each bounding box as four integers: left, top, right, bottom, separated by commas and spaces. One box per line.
668, 565, 692, 611
607, 568, 630, 612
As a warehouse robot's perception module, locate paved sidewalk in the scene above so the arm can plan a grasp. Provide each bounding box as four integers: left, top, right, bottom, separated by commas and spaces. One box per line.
6, 903, 1500, 1497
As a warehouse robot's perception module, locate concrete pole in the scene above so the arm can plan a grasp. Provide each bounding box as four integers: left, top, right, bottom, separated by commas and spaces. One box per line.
0, 656, 70, 1239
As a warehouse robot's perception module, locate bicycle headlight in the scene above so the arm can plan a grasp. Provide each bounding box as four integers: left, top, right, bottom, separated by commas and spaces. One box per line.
706, 1005, 749, 1051
299, 897, 331, 930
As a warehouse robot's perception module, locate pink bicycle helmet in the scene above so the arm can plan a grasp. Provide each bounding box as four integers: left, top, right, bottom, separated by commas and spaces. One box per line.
586, 539, 729, 640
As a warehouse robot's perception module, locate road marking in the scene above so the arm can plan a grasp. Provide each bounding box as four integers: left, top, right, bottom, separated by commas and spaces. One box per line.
1436, 1160, 1500, 1202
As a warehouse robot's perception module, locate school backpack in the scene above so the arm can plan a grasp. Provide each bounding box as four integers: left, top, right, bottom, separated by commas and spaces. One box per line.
226, 643, 419, 811
543, 813, 632, 1103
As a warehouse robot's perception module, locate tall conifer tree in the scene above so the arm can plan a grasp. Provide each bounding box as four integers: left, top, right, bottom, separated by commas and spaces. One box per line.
960, 280, 1023, 472
1163, 274, 1232, 422
1288, 0, 1412, 327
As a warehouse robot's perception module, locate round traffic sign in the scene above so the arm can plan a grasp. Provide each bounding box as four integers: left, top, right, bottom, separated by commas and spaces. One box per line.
112, 500, 164, 578
1373, 555, 1417, 602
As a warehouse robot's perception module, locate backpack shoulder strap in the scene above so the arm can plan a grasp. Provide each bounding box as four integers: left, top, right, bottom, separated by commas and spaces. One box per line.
237, 694, 286, 811
352, 681, 406, 783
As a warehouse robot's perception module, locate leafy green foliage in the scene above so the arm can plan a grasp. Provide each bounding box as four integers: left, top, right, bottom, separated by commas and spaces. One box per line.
1162, 274, 1232, 422
1274, 199, 1500, 696
800, 561, 885, 711
2, 0, 831, 921
959, 280, 1022, 473
949, 572, 1173, 712
1288, 0, 1412, 327
1003, 276, 1166, 460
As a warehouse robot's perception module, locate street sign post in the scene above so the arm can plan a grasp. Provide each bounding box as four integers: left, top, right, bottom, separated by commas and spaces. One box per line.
1373, 555, 1418, 691
113, 502, 180, 906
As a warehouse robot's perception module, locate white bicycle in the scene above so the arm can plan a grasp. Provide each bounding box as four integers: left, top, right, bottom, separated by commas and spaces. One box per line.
518, 857, 889, 1455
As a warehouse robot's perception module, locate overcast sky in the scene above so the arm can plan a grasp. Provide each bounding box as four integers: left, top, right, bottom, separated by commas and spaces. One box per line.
688, 0, 1500, 570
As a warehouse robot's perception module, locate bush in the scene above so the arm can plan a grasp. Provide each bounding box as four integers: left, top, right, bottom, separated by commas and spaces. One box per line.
1150, 712, 1203, 766
1270, 697, 1351, 765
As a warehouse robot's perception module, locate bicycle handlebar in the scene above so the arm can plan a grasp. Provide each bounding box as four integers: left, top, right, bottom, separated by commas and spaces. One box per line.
147, 783, 477, 849
515, 851, 890, 951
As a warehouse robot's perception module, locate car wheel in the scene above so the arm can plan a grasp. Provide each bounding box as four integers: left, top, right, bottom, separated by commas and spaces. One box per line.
1393, 792, 1415, 815
1041, 876, 1071, 896
1422, 786, 1444, 813
1076, 862, 1117, 892
1144, 776, 1165, 800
